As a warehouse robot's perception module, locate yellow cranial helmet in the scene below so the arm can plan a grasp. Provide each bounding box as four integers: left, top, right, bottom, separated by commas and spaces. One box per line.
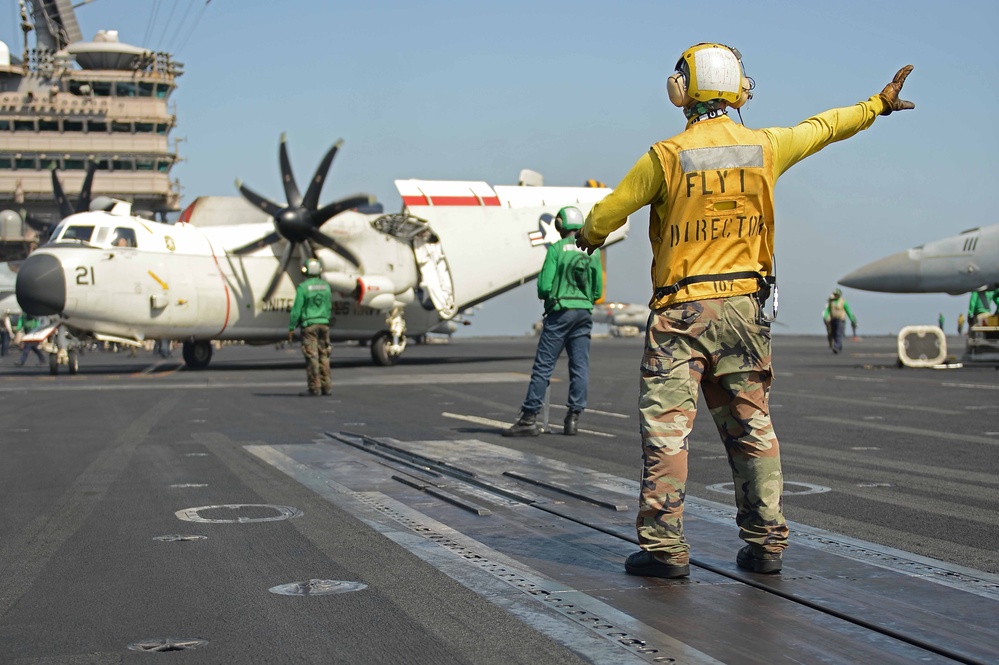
667, 43, 752, 109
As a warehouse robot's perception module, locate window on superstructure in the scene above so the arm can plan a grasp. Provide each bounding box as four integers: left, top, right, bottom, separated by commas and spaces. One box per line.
13, 120, 35, 131
0, 120, 9, 131
136, 122, 154, 133
116, 82, 136, 97
93, 159, 109, 170
0, 156, 12, 169
112, 121, 132, 133
39, 119, 58, 132
69, 80, 91, 96
112, 158, 132, 171
39, 157, 58, 169
88, 121, 108, 132
136, 158, 154, 171
63, 158, 86, 170
63, 120, 83, 132
15, 156, 35, 169
92, 81, 112, 96
138, 82, 154, 97
156, 160, 170, 173
155, 84, 169, 99
155, 123, 168, 134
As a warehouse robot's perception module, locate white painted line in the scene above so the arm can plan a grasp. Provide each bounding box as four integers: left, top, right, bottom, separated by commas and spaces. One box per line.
0, 372, 531, 393
441, 412, 615, 438
807, 416, 999, 446
943, 382, 999, 391
547, 404, 630, 419
834, 376, 886, 383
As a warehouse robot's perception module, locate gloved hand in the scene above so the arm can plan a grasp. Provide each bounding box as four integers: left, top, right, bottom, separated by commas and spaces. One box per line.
879, 65, 915, 115
575, 232, 603, 255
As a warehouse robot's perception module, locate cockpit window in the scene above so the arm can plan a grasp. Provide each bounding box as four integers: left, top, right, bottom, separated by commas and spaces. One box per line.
61, 225, 95, 242
110, 227, 137, 248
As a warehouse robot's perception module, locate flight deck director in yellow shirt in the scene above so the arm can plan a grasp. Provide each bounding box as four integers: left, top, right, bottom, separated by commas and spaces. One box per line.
576, 43, 914, 579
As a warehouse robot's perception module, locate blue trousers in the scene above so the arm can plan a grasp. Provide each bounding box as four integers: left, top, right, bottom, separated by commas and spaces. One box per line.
522, 308, 592, 414
829, 319, 846, 353
18, 341, 45, 365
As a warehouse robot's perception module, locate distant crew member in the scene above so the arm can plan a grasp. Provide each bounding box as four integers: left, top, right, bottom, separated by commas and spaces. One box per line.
938, 312, 945, 331
824, 289, 858, 354
968, 290, 995, 329
575, 42, 914, 578
957, 313, 965, 335
14, 313, 46, 367
289, 258, 333, 396
504, 206, 603, 437
0, 310, 11, 357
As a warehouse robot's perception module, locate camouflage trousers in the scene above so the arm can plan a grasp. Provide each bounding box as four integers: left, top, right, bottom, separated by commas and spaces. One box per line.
302, 324, 332, 394
637, 295, 788, 563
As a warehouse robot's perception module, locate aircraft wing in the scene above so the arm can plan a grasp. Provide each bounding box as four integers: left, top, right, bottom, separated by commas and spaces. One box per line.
839, 223, 999, 295
179, 196, 272, 227
396, 179, 628, 310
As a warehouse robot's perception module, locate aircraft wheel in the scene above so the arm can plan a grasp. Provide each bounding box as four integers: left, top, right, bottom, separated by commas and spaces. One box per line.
182, 340, 213, 369
370, 332, 401, 366
68, 350, 79, 375
49, 353, 59, 375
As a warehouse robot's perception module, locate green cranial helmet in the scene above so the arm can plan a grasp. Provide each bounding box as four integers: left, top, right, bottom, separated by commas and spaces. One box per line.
832, 288, 842, 299
555, 206, 584, 233
302, 258, 322, 276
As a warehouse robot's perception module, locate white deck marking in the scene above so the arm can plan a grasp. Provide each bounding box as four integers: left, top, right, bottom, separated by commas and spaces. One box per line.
0, 372, 530, 393
807, 416, 999, 446
441, 412, 615, 438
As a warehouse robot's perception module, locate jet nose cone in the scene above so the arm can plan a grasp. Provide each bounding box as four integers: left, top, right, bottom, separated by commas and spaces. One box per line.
839, 250, 921, 293
16, 253, 66, 316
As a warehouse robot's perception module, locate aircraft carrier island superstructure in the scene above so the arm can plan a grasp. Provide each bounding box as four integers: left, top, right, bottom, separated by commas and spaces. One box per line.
0, 0, 183, 261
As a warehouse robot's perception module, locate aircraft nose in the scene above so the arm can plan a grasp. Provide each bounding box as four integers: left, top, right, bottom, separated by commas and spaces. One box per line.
839, 250, 921, 293
16, 253, 66, 316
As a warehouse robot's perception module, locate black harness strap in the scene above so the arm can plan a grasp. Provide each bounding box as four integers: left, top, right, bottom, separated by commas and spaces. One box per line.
654, 271, 769, 301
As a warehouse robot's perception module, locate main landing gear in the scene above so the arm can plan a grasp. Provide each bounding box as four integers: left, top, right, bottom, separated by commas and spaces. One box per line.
182, 340, 213, 369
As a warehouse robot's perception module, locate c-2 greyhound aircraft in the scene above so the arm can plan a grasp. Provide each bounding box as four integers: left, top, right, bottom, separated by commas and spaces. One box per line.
839, 223, 999, 295
15, 136, 628, 371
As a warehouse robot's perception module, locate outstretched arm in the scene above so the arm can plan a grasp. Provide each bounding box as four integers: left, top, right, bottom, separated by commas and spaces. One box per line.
767, 65, 915, 177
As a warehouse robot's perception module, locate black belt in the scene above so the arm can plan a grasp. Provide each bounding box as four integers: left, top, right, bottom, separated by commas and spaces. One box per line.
654, 271, 773, 301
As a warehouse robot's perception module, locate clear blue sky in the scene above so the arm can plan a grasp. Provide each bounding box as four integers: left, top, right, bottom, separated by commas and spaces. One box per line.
5, 0, 997, 337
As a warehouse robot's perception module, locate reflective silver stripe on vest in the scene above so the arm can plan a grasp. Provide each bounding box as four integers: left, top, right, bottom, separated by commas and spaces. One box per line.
307, 284, 330, 291
679, 145, 763, 172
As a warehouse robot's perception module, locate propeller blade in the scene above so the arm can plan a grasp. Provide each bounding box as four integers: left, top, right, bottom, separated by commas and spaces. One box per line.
235, 180, 284, 218
22, 210, 52, 234
263, 241, 297, 303
51, 169, 74, 219
313, 194, 376, 226
305, 226, 361, 268
76, 162, 98, 213
232, 231, 281, 255
302, 139, 343, 211
279, 134, 303, 208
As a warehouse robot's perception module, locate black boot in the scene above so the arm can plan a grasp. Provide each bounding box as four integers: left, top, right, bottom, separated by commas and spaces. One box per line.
563, 410, 580, 436
502, 411, 540, 437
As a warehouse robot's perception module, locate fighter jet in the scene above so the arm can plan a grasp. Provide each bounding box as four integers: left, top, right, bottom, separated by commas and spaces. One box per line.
839, 223, 999, 295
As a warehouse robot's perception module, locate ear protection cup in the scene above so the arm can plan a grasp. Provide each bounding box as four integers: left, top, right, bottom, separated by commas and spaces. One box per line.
666, 71, 688, 108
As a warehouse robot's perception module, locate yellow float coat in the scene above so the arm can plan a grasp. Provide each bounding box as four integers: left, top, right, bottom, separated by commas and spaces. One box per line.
582, 95, 887, 309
